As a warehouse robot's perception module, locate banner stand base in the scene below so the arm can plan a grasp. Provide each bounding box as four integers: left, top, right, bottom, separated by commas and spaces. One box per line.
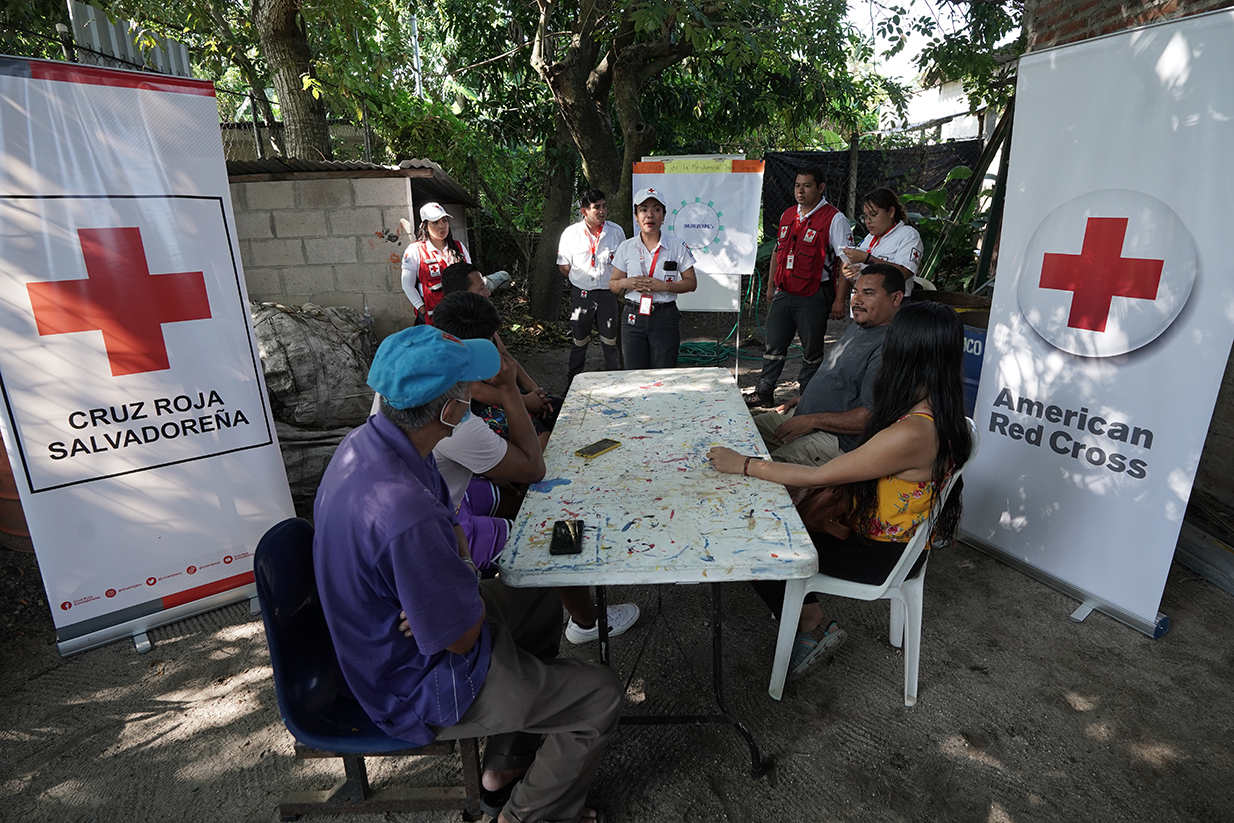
960, 533, 1170, 639
56, 582, 256, 656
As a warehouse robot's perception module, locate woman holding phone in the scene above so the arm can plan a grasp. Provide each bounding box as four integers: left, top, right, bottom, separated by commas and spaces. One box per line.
841, 187, 925, 296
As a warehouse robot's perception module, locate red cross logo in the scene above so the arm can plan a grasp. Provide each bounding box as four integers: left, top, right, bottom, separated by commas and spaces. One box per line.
1038, 217, 1164, 333
26, 227, 212, 376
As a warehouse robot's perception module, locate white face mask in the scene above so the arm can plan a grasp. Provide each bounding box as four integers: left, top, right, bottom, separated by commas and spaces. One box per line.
440, 399, 471, 430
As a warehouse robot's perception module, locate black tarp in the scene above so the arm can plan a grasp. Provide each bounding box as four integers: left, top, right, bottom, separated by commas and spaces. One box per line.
762, 141, 984, 239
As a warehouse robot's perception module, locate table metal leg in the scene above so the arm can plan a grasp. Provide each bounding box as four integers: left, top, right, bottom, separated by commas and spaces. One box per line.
614, 583, 766, 779
710, 583, 764, 778
596, 584, 610, 667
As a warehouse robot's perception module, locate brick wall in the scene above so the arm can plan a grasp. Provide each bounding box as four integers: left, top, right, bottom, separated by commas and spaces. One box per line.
229, 177, 416, 340
1025, 0, 1233, 51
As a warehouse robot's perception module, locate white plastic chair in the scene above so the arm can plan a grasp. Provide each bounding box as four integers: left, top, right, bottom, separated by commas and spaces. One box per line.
768, 418, 980, 706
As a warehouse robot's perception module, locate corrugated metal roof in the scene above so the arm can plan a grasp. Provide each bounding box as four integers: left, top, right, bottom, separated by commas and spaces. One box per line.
225, 158, 477, 207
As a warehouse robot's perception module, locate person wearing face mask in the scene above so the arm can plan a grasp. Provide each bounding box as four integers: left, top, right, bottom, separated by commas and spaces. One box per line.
840, 187, 925, 297
400, 202, 471, 324
314, 325, 622, 823
431, 291, 640, 647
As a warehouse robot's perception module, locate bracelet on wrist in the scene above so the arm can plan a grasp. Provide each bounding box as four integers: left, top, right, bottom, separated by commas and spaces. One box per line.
743, 456, 754, 476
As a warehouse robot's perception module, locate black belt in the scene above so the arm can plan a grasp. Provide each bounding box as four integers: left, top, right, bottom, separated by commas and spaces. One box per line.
626, 299, 675, 313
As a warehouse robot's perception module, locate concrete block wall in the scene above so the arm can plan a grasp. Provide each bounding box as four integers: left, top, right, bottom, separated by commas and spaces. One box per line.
1024, 0, 1232, 51
229, 177, 416, 340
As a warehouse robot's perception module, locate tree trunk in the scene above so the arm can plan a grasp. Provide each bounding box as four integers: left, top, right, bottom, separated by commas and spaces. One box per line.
252, 0, 332, 160
529, 5, 692, 239
530, 0, 621, 202
206, 0, 284, 155
529, 116, 578, 321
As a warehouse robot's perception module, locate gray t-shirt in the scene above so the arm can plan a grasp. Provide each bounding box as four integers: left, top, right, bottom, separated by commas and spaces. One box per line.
795, 322, 889, 452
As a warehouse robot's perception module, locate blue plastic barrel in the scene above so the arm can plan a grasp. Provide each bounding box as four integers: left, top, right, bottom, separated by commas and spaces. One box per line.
962, 326, 986, 417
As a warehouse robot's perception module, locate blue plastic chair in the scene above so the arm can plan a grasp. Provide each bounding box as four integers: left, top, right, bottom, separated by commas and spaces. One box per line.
254, 517, 482, 820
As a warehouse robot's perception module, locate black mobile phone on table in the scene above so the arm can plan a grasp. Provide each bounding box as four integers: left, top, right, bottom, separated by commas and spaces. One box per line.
549, 520, 584, 555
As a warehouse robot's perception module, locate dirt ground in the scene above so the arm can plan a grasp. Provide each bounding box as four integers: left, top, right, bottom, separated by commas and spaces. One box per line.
2, 314, 1233, 823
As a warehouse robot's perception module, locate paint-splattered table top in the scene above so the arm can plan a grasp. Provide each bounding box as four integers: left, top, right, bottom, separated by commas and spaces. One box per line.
499, 367, 817, 587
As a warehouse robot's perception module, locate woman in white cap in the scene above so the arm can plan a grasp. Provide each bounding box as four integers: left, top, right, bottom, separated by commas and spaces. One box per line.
401, 201, 471, 324
609, 187, 697, 369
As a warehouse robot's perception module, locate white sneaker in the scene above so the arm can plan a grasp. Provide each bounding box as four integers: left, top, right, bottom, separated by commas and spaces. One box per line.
564, 603, 640, 644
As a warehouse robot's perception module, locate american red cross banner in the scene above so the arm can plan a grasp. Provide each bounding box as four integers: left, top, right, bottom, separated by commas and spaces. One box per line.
963, 11, 1234, 633
0, 58, 293, 652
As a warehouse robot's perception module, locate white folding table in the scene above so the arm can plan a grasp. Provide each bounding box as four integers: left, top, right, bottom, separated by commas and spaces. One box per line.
498, 367, 816, 776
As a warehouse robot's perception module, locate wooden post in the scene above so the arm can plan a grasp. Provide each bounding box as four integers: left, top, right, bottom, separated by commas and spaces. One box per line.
846, 132, 860, 218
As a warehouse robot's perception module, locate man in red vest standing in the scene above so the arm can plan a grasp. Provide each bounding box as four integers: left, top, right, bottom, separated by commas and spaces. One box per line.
746, 166, 852, 409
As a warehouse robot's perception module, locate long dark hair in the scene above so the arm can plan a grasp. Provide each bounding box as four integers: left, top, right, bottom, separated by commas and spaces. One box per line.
415, 220, 466, 263
849, 301, 972, 544
861, 187, 909, 226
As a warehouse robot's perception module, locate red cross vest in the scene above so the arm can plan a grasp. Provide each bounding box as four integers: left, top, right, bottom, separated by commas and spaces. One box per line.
412, 240, 464, 321
772, 203, 842, 297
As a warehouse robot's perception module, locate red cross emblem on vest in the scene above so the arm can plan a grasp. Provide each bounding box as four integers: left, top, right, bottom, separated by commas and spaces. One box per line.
26, 227, 212, 376
1039, 217, 1164, 332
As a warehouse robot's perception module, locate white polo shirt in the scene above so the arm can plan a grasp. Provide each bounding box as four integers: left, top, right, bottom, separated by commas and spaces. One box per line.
557, 220, 627, 291
853, 220, 924, 294
613, 233, 696, 305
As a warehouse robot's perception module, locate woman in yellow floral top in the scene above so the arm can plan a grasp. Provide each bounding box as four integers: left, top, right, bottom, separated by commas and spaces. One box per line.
710, 301, 972, 677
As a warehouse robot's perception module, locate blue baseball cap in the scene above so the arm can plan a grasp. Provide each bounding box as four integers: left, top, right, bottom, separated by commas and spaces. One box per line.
368, 326, 499, 409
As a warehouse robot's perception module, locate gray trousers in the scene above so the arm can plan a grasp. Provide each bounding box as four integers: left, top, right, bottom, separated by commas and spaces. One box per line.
434, 581, 623, 823
755, 284, 834, 396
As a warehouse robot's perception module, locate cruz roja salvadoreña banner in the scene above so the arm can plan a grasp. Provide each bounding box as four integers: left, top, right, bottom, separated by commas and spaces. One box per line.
0, 58, 293, 652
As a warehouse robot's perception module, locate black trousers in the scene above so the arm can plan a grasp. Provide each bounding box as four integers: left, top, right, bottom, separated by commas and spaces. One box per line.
568, 286, 621, 381
751, 530, 925, 620
621, 300, 680, 370
755, 283, 834, 396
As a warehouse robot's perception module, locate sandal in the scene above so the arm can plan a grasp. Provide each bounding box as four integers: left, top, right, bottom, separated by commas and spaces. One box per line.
789, 621, 847, 677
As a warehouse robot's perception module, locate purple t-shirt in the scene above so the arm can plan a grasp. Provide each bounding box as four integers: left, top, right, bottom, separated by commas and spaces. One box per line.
312, 413, 491, 745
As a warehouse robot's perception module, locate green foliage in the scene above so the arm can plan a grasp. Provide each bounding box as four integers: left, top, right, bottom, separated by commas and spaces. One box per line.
0, 0, 72, 61
900, 166, 992, 292
874, 0, 1024, 110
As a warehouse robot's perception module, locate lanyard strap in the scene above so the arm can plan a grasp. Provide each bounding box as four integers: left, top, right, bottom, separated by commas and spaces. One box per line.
587, 225, 601, 267
869, 222, 897, 254
639, 244, 662, 279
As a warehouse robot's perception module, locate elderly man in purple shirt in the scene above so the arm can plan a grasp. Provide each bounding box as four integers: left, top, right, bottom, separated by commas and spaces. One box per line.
313, 326, 621, 823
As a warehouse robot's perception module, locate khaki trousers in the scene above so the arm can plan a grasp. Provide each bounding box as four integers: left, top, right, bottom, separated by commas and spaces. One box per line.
434, 580, 623, 823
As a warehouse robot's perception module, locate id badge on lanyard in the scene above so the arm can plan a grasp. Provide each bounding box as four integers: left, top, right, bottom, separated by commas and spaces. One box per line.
587, 228, 599, 269
638, 245, 662, 315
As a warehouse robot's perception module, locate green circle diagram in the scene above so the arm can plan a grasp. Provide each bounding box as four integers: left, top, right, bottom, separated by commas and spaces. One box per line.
669, 198, 725, 252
